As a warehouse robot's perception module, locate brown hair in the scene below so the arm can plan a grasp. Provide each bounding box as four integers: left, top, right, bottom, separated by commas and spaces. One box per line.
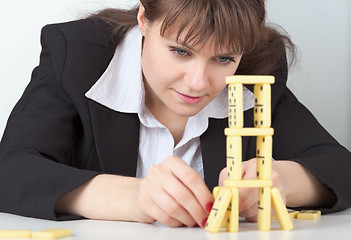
89, 0, 295, 75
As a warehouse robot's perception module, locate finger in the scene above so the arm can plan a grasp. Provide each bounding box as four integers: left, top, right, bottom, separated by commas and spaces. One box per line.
271, 170, 287, 204
150, 181, 197, 227
161, 160, 209, 226
163, 173, 208, 226
239, 158, 259, 220
241, 158, 257, 179
162, 157, 213, 226
165, 156, 214, 208
141, 165, 194, 227
238, 187, 258, 212
218, 167, 227, 186
239, 199, 258, 222
143, 193, 184, 227
239, 160, 258, 213
137, 170, 184, 227
245, 215, 258, 222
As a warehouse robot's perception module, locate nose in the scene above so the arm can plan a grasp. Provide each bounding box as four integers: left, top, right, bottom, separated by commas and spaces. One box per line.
183, 61, 209, 92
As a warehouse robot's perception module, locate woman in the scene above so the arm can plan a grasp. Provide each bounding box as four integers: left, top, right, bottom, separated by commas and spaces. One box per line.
0, 0, 350, 228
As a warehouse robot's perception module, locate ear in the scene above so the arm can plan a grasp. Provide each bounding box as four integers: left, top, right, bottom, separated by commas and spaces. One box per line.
137, 3, 147, 36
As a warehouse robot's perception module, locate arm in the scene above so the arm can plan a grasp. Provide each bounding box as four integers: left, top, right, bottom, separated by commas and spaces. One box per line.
271, 85, 351, 213
274, 160, 336, 208
0, 23, 102, 220
55, 174, 143, 221
56, 156, 214, 227
269, 53, 350, 213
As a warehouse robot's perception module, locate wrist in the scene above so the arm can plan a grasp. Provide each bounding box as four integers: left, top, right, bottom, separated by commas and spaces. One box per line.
56, 174, 143, 221
273, 160, 336, 208
272, 160, 297, 206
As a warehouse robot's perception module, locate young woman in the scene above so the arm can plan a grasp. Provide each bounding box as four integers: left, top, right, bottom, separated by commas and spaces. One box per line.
0, 0, 350, 228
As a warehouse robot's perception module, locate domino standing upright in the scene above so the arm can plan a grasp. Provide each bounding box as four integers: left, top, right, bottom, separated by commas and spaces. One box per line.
205, 75, 293, 233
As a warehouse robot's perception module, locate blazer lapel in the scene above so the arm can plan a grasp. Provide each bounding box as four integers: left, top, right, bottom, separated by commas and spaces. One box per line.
88, 100, 140, 177
201, 118, 227, 191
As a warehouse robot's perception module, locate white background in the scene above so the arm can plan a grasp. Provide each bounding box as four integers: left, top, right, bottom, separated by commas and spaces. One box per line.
0, 0, 350, 150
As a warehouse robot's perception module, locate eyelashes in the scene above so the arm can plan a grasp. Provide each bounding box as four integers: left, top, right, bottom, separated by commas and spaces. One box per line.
169, 46, 236, 65
169, 46, 189, 56
218, 56, 236, 64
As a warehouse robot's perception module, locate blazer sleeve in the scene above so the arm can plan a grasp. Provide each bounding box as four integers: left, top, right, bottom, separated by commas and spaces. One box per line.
270, 57, 351, 213
0, 24, 101, 220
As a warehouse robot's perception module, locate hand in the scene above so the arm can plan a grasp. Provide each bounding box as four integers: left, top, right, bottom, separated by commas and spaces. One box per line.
218, 158, 286, 222
133, 156, 214, 227
55, 157, 213, 227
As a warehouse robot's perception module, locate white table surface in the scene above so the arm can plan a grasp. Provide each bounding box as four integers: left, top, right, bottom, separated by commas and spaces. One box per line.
1, 208, 351, 240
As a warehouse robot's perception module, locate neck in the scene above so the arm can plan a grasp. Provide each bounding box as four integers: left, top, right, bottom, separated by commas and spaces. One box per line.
147, 101, 188, 147
143, 76, 189, 146
145, 96, 188, 147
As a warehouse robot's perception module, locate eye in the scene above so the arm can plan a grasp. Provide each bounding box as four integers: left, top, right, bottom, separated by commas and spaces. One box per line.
170, 46, 189, 56
217, 56, 236, 64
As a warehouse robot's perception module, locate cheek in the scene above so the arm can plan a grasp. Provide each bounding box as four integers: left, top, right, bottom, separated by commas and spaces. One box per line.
212, 63, 241, 91
141, 44, 165, 84
142, 50, 182, 87
142, 58, 177, 88
210, 71, 232, 93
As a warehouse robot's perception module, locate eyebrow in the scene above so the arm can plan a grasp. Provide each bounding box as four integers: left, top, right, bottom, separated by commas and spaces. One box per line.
168, 37, 238, 56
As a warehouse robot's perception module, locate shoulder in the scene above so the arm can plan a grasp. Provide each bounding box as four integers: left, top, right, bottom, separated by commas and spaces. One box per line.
41, 18, 121, 51
38, 18, 120, 74
38, 19, 125, 93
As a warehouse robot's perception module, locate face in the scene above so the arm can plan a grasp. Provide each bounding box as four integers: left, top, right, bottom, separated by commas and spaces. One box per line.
138, 8, 242, 120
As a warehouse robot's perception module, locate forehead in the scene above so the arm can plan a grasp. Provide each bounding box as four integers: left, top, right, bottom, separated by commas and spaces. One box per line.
158, 20, 243, 55
143, 0, 263, 55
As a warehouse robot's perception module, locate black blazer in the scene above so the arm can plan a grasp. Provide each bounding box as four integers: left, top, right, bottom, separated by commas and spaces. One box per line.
0, 19, 350, 221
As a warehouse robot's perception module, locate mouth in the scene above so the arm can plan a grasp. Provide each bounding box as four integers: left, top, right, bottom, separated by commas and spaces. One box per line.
175, 91, 205, 104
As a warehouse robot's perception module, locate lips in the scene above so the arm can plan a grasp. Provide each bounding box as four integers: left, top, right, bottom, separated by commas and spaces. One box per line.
175, 91, 205, 104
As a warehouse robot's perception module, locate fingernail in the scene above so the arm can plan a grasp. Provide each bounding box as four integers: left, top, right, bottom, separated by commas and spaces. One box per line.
201, 217, 208, 228
193, 223, 200, 228
206, 202, 214, 213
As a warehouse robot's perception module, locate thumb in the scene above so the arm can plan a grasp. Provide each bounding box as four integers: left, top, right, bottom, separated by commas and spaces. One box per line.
218, 168, 227, 186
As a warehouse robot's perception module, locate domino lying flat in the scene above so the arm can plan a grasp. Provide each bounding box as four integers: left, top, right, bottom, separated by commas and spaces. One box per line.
0, 228, 71, 240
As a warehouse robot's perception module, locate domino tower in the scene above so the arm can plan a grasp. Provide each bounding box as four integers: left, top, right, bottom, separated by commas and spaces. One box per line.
205, 75, 293, 233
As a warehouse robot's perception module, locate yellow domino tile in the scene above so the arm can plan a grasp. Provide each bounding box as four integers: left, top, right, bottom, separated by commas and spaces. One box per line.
254, 105, 271, 128
0, 230, 31, 239
212, 187, 227, 228
297, 210, 321, 220
220, 211, 229, 229
254, 84, 271, 106
272, 210, 299, 220
226, 136, 242, 180
271, 188, 293, 231
212, 186, 220, 199
32, 228, 72, 240
254, 84, 271, 128
288, 210, 300, 219
205, 188, 232, 233
225, 128, 274, 137
257, 187, 271, 231
256, 136, 272, 180
224, 179, 272, 188
227, 188, 239, 232
228, 83, 244, 128
226, 75, 275, 84
212, 187, 231, 230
